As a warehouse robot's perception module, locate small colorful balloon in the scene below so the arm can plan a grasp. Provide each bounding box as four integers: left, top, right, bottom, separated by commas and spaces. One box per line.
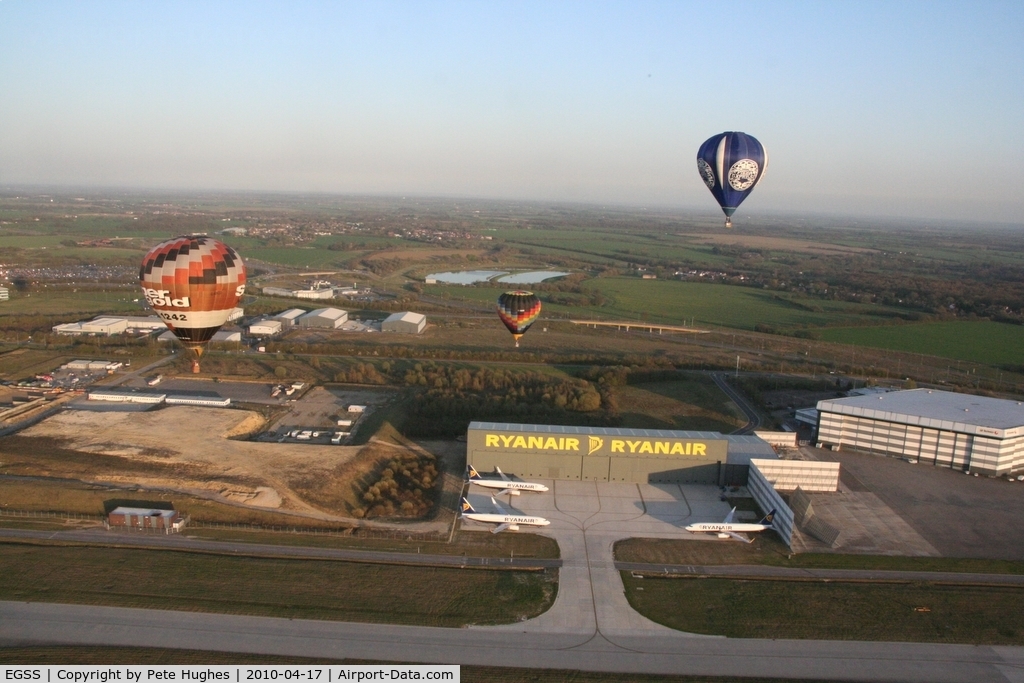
497, 290, 541, 348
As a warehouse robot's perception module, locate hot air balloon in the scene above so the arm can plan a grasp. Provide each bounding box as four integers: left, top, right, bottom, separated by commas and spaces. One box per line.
497, 290, 541, 348
697, 131, 767, 228
140, 235, 246, 374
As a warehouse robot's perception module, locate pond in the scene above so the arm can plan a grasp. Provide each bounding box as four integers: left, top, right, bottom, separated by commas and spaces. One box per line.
425, 270, 507, 285
497, 271, 571, 284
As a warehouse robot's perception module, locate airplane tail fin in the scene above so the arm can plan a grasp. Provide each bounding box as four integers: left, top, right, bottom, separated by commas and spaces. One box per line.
759, 509, 777, 526
460, 497, 477, 514
467, 465, 481, 480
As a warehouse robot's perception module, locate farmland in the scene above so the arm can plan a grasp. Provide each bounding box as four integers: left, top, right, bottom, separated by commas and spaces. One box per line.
817, 321, 1024, 367
2, 191, 1024, 392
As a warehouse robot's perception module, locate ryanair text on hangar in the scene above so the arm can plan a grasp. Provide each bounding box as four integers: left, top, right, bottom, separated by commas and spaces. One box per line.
484, 433, 708, 456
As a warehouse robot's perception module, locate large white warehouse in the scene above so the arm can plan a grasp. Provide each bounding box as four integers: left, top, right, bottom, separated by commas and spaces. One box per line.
816, 388, 1024, 477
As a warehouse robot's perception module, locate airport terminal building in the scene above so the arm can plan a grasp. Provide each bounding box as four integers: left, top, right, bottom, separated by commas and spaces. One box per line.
816, 389, 1024, 476
466, 422, 776, 485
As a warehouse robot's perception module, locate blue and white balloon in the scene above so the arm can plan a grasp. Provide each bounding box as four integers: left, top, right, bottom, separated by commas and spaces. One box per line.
697, 132, 768, 228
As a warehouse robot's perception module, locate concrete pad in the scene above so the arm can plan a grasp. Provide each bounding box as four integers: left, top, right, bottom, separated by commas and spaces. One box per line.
469, 480, 741, 637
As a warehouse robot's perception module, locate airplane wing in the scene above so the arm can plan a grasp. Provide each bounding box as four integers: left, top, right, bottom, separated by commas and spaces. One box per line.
490, 496, 508, 513
491, 523, 511, 534
495, 466, 510, 482
724, 531, 754, 543
723, 506, 737, 524
493, 488, 513, 497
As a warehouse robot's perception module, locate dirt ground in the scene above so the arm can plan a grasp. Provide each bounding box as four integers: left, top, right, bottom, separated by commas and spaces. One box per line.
20, 406, 362, 518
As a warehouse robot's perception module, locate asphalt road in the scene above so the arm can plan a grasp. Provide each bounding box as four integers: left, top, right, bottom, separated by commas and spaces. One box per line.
710, 372, 762, 434
3, 601, 1024, 682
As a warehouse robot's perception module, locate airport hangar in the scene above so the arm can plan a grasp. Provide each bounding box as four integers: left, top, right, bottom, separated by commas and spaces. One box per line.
467, 422, 777, 485
816, 388, 1024, 477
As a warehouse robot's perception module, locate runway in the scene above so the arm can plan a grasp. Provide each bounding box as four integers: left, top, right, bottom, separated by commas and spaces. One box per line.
4, 481, 1024, 680
4, 601, 1024, 682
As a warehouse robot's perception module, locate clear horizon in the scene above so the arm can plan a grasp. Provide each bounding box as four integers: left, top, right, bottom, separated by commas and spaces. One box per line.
2, 1, 1022, 224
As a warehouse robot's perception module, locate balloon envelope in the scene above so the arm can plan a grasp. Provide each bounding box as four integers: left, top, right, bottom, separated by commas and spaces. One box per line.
140, 235, 246, 371
697, 131, 767, 227
496, 290, 541, 347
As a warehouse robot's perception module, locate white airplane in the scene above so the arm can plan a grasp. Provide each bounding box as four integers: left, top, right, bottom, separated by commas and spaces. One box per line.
467, 465, 549, 496
460, 496, 550, 534
685, 507, 777, 543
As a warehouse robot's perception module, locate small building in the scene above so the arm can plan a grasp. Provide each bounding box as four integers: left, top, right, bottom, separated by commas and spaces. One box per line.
54, 317, 128, 336
248, 318, 283, 336
262, 287, 295, 298
108, 506, 186, 532
211, 330, 241, 343
274, 308, 306, 326
165, 394, 231, 407
120, 316, 166, 332
88, 388, 166, 404
382, 311, 426, 334
295, 288, 335, 300
158, 329, 240, 343
298, 307, 348, 329
347, 405, 367, 413
0, 286, 10, 300
641, 273, 657, 279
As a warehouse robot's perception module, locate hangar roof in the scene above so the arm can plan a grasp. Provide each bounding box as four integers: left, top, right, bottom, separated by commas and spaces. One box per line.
384, 311, 426, 324
817, 388, 1024, 435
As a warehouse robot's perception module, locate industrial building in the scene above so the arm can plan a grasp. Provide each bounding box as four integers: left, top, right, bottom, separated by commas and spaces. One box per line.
159, 329, 240, 343
816, 388, 1024, 476
165, 394, 231, 407
64, 360, 123, 372
298, 307, 348, 329
248, 318, 283, 336
262, 286, 334, 300
274, 308, 306, 326
52, 314, 241, 336
0, 286, 8, 301
466, 422, 776, 485
53, 317, 128, 336
382, 311, 426, 334
88, 388, 166, 404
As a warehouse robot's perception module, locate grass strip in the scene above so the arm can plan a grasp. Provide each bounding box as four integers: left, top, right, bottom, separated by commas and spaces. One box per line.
0, 543, 556, 627
615, 536, 1024, 575
622, 573, 1024, 644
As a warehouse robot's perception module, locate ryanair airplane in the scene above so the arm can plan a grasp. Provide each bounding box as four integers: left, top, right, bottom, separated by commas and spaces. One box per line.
467, 465, 549, 496
460, 496, 551, 534
685, 507, 776, 543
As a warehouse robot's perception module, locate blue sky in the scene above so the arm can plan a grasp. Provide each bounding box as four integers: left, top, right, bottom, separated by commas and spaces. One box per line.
1, 1, 1022, 222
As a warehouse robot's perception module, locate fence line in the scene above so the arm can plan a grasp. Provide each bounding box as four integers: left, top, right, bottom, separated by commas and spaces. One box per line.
0, 508, 452, 542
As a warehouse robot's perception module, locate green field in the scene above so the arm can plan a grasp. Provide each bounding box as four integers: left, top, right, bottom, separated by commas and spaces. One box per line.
0, 289, 141, 317
0, 542, 555, 627
427, 277, 904, 330
621, 574, 1024, 644
817, 321, 1024, 366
